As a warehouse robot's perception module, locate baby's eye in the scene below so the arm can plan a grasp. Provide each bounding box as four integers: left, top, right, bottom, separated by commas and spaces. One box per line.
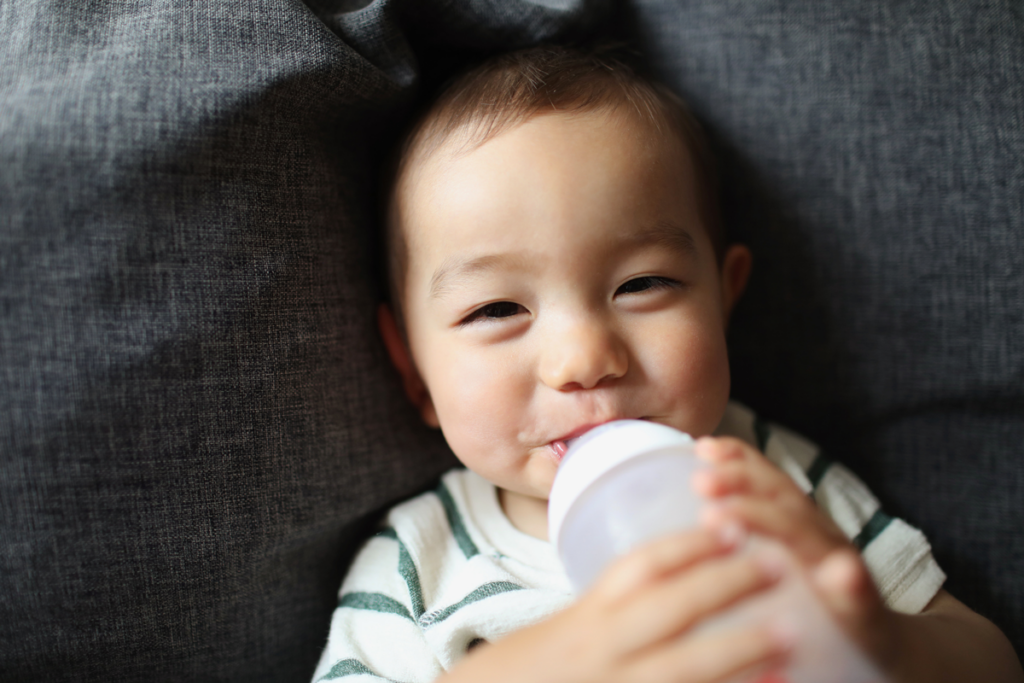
615, 276, 679, 296
461, 301, 525, 325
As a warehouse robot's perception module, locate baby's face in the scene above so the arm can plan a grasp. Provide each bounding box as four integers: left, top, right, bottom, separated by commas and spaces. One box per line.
389, 108, 748, 523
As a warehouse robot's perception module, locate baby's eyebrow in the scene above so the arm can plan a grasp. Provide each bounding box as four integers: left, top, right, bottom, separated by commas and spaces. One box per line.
428, 223, 695, 300
629, 221, 698, 254
429, 252, 532, 300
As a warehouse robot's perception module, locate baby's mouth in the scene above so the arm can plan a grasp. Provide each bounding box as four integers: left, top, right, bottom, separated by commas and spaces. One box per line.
549, 440, 571, 460
548, 417, 654, 461
548, 429, 595, 461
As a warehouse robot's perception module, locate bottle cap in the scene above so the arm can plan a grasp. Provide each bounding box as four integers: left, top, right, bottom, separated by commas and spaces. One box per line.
548, 420, 694, 551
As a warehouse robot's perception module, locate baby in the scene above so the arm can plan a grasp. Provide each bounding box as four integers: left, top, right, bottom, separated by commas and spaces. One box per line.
313, 46, 1021, 683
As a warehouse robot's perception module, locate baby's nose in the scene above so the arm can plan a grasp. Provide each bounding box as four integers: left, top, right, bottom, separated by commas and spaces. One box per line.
539, 317, 628, 391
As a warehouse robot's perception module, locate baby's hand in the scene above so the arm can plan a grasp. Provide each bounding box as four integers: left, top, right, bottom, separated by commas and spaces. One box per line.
441, 527, 792, 683
691, 437, 899, 671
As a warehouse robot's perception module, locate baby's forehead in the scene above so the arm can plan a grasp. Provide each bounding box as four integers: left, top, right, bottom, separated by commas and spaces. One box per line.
393, 107, 704, 260
394, 106, 692, 227
410, 102, 683, 171
386, 100, 720, 310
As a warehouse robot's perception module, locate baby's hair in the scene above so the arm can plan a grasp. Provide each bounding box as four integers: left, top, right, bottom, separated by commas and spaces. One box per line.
384, 44, 723, 320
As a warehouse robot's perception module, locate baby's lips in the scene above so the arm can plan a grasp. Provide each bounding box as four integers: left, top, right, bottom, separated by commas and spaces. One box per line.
549, 428, 597, 461
550, 440, 570, 459
550, 418, 640, 461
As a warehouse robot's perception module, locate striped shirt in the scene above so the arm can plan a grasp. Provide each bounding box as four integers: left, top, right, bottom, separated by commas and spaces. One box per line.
312, 402, 945, 683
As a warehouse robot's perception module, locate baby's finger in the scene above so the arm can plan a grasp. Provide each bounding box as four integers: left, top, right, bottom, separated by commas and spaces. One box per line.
613, 550, 783, 655
694, 436, 754, 463
692, 459, 796, 500
811, 548, 898, 669
813, 549, 884, 629
628, 622, 792, 683
593, 526, 742, 603
693, 438, 798, 499
703, 497, 847, 564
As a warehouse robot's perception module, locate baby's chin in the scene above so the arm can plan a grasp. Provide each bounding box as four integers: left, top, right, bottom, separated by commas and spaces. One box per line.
515, 452, 561, 499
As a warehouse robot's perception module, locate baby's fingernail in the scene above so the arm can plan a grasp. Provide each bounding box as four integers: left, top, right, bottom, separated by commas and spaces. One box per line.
691, 469, 719, 496
768, 619, 799, 653
695, 437, 726, 459
755, 552, 787, 582
700, 502, 726, 527
717, 521, 746, 548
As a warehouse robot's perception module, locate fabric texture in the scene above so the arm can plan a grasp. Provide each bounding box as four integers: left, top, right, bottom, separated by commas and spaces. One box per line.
315, 403, 945, 681
0, 1, 607, 681
620, 0, 1024, 652
3, 0, 1021, 678
313, 469, 572, 683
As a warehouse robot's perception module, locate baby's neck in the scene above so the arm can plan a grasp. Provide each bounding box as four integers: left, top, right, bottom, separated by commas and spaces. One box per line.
498, 488, 550, 541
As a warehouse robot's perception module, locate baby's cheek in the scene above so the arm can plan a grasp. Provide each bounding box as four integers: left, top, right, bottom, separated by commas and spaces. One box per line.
430, 350, 524, 459
657, 324, 732, 435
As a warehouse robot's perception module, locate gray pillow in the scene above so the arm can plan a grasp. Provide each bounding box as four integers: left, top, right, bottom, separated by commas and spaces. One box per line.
624, 0, 1024, 654
0, 1, 606, 680
4, 0, 1021, 679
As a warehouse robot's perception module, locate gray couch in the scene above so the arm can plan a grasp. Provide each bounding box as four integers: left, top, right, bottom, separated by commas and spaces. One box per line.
2, 1, 1020, 680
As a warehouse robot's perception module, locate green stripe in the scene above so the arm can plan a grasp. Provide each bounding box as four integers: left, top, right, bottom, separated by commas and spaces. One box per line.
434, 481, 479, 559
373, 527, 424, 619
806, 453, 833, 490
317, 658, 397, 682
398, 540, 425, 618
852, 509, 893, 551
753, 415, 771, 453
421, 581, 523, 627
338, 592, 413, 622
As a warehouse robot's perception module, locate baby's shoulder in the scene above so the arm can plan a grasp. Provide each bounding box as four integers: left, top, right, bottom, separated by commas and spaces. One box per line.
372, 468, 494, 560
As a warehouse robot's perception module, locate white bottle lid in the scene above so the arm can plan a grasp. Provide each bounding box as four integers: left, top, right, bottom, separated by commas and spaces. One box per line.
547, 420, 695, 552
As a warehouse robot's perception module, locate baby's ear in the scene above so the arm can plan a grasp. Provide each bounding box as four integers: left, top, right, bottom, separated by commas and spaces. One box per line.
719, 244, 753, 322
377, 304, 440, 428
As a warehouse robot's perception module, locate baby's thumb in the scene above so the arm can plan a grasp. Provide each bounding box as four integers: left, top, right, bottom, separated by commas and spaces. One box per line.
812, 549, 882, 632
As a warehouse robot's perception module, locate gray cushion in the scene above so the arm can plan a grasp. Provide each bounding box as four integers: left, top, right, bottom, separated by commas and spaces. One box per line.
0, 1, 606, 680
625, 0, 1023, 653
3, 0, 1021, 678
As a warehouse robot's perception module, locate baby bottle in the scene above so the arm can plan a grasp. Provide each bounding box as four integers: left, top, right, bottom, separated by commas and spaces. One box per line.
547, 420, 886, 683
